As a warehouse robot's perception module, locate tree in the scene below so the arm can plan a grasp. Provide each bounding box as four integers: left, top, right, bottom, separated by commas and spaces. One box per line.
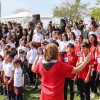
53, 0, 89, 23
96, 0, 100, 5
89, 0, 100, 22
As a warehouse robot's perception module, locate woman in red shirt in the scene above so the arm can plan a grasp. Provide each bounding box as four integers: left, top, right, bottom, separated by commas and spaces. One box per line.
88, 34, 98, 99
32, 43, 91, 100
95, 42, 100, 97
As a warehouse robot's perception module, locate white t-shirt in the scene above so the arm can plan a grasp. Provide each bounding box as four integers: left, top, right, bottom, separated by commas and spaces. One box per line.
17, 46, 26, 57
37, 55, 43, 63
0, 61, 3, 71
32, 33, 43, 43
14, 67, 23, 87
7, 42, 15, 48
0, 49, 4, 57
72, 29, 81, 37
67, 40, 76, 46
45, 38, 51, 43
14, 55, 18, 61
89, 31, 99, 36
0, 45, 2, 52
3, 62, 15, 77
26, 51, 30, 61
59, 41, 68, 52
56, 39, 62, 45
29, 48, 37, 64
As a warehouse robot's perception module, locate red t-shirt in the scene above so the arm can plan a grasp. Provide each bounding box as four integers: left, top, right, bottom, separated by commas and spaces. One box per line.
90, 45, 96, 70
96, 54, 100, 73
64, 52, 78, 78
58, 53, 63, 61
77, 54, 92, 81
75, 45, 82, 57
33, 61, 74, 100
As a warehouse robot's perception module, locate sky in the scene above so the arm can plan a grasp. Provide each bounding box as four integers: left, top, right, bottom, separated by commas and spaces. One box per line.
0, 0, 96, 17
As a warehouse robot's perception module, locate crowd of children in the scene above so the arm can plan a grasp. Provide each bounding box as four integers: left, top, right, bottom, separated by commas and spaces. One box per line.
0, 16, 100, 100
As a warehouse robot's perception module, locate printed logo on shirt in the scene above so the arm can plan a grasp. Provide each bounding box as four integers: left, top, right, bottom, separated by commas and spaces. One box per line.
64, 57, 68, 62
97, 58, 100, 63
77, 52, 81, 56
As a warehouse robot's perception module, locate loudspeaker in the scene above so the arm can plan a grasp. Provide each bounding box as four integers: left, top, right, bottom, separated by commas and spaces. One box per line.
33, 14, 40, 24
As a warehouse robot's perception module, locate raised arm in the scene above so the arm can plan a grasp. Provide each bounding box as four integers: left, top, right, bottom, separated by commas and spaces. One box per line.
72, 54, 91, 74
31, 55, 39, 72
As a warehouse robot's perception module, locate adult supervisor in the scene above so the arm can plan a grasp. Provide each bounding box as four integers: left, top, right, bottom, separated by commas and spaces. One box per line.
32, 43, 91, 100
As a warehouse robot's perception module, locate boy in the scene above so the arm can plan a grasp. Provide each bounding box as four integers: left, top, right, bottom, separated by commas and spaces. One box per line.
64, 43, 78, 100
76, 40, 92, 100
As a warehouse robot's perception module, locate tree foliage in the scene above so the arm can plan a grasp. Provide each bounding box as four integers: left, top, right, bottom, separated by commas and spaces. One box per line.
53, 0, 89, 23
89, 0, 100, 21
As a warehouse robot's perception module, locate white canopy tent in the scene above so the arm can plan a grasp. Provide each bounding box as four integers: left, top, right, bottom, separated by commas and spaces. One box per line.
1, 11, 52, 28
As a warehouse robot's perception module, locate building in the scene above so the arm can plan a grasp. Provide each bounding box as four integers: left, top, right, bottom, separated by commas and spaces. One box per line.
1, 11, 52, 28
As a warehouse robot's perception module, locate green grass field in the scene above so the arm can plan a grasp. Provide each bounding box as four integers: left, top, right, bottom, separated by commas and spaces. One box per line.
0, 85, 100, 100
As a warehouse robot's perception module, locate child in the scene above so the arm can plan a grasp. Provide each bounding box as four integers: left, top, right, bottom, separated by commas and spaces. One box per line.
63, 43, 78, 100
33, 47, 43, 90
32, 26, 43, 48
13, 59, 23, 100
44, 33, 51, 42
59, 33, 68, 53
75, 35, 83, 57
28, 42, 37, 84
3, 53, 15, 100
88, 34, 98, 99
95, 42, 100, 97
0, 55, 3, 95
76, 41, 92, 100
17, 40, 26, 58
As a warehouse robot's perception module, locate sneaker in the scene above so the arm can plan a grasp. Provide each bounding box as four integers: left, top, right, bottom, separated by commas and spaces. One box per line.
91, 93, 96, 99
90, 92, 93, 97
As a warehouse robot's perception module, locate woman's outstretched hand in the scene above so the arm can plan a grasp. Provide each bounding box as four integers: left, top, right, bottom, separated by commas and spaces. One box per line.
84, 53, 91, 63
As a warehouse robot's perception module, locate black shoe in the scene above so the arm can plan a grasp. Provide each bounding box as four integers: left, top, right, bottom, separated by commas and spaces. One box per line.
76, 91, 80, 96
0, 86, 3, 95
33, 87, 38, 91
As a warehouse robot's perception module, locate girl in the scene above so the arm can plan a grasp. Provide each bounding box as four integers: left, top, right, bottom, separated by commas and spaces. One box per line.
28, 42, 37, 84
51, 31, 57, 41
75, 35, 83, 57
65, 25, 71, 38
44, 33, 51, 43
3, 53, 15, 100
0, 55, 3, 95
95, 42, 100, 97
74, 35, 83, 96
17, 40, 26, 58
59, 33, 68, 53
88, 34, 98, 99
33, 47, 43, 90
11, 29, 19, 47
13, 59, 23, 100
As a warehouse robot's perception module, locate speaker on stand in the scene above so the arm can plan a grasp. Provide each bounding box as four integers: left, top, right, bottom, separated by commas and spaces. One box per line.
32, 14, 40, 25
